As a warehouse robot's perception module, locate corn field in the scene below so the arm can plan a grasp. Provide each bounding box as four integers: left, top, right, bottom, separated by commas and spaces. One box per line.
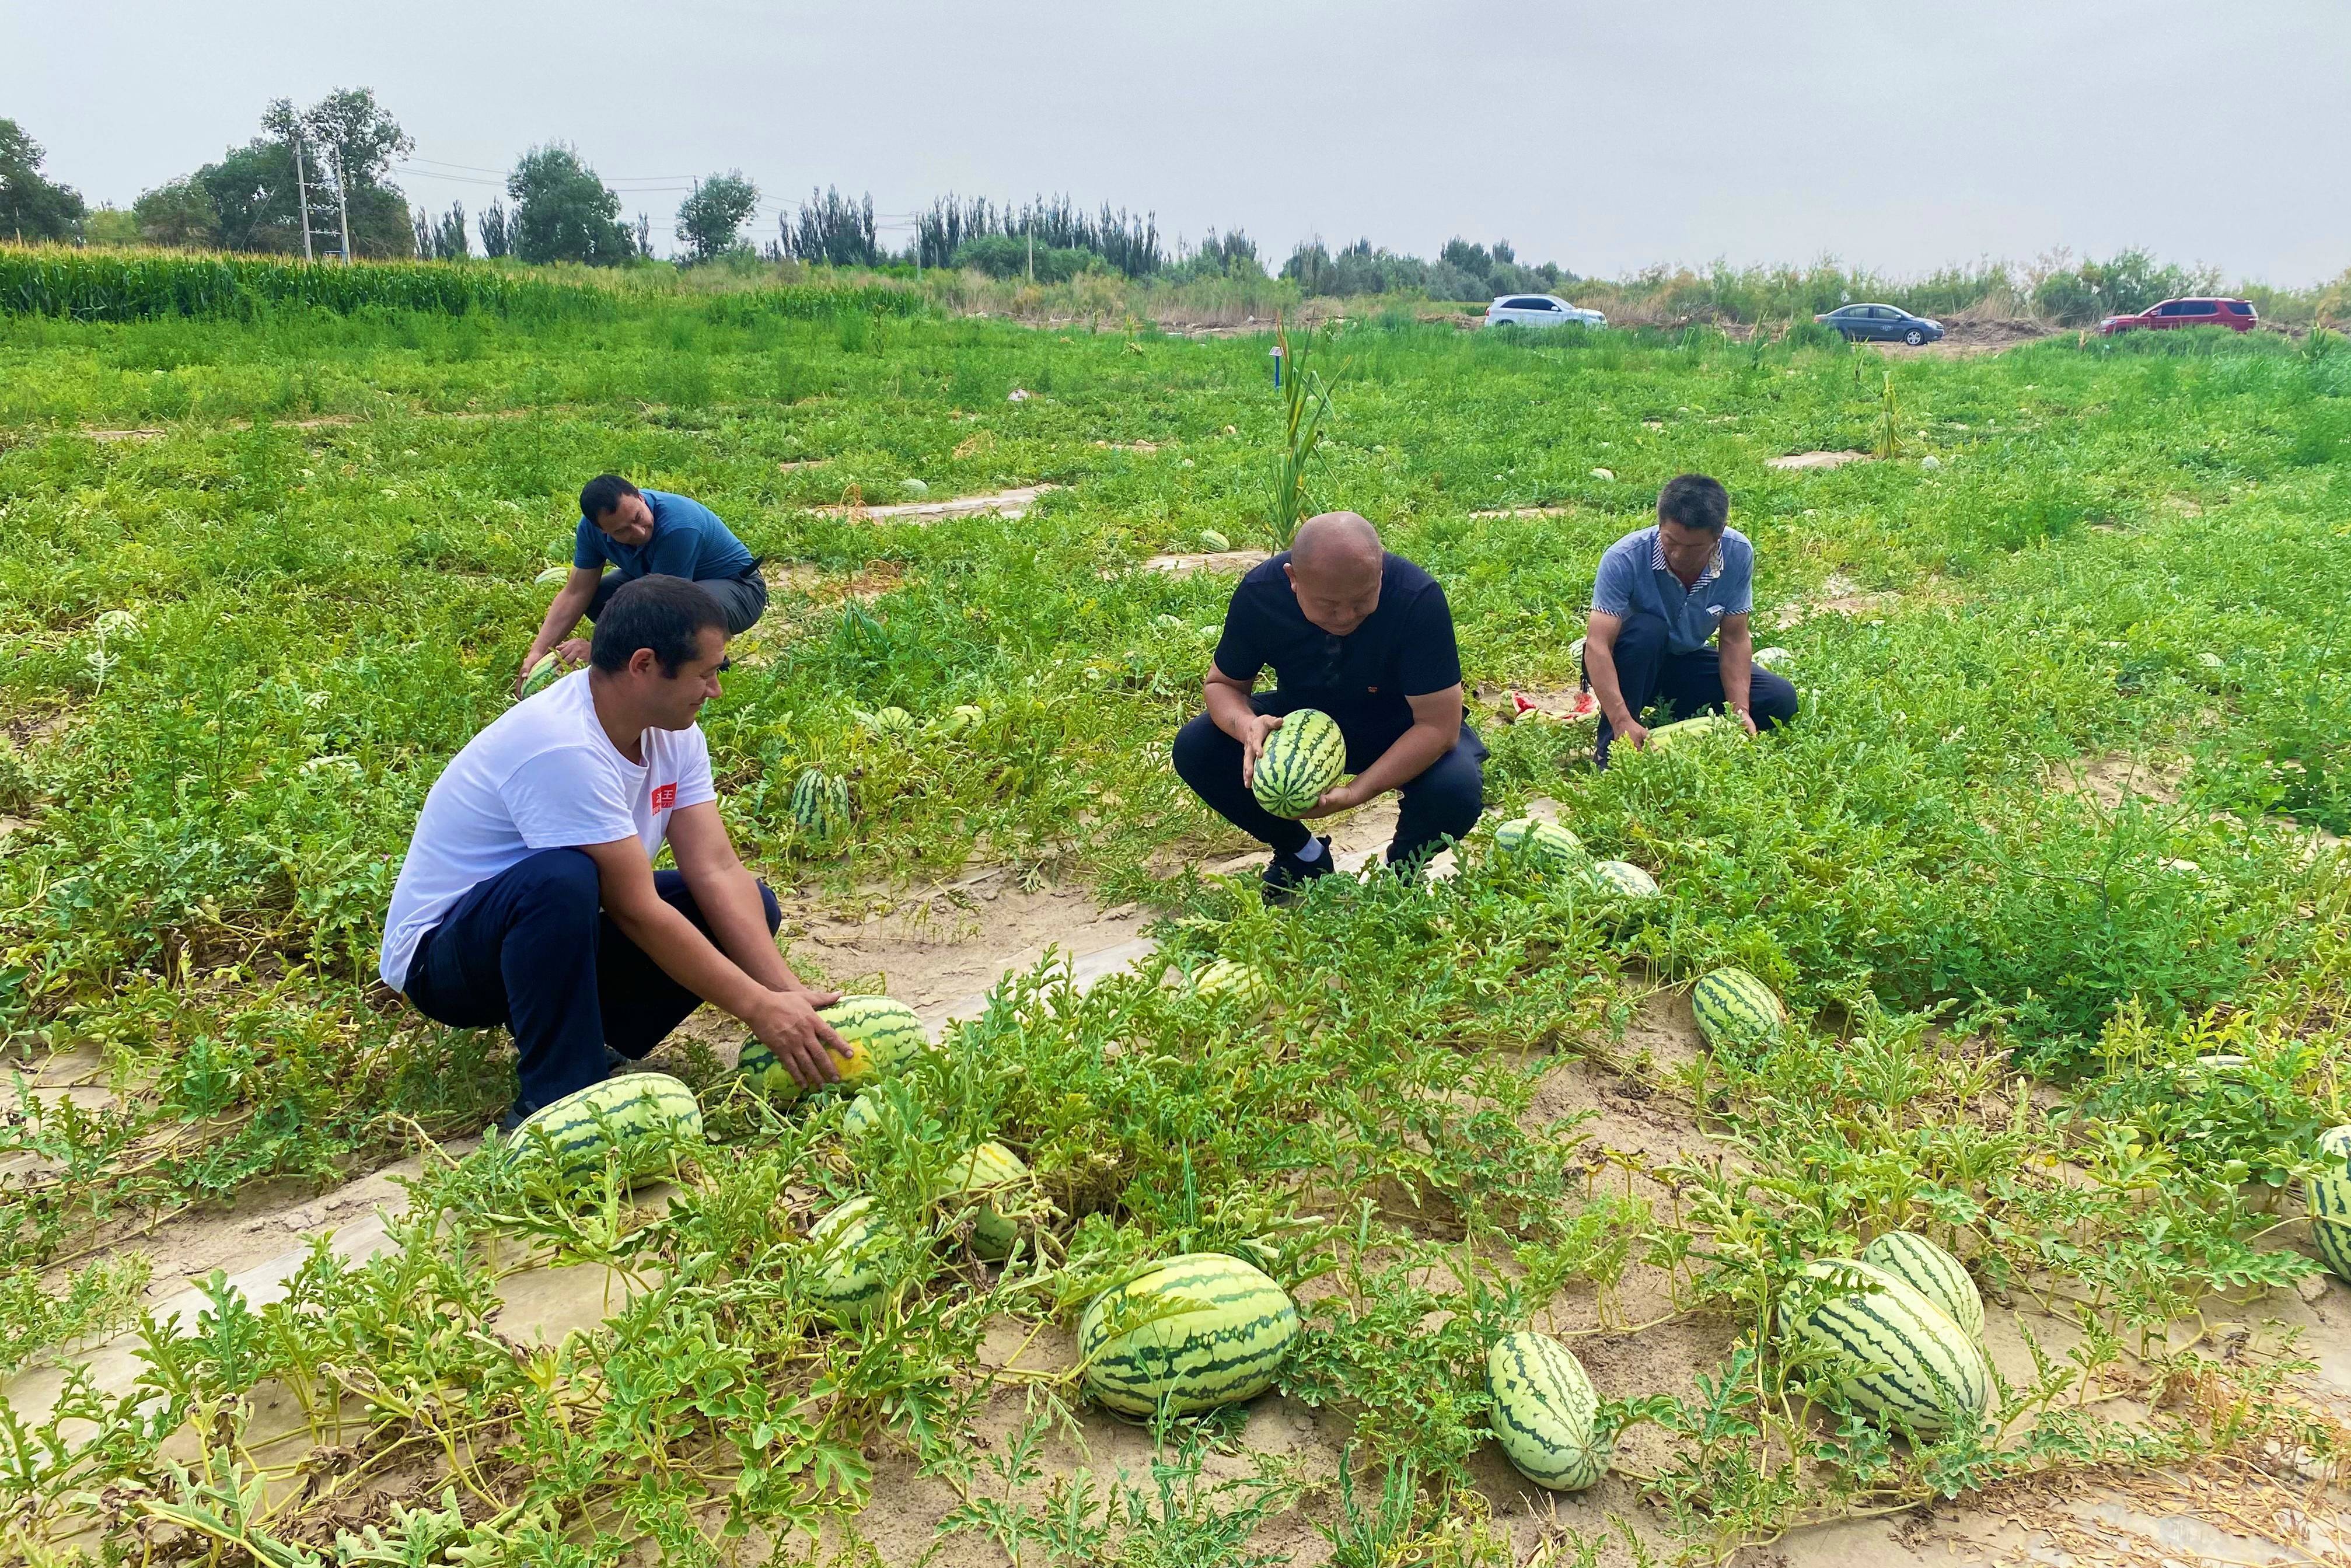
0, 246, 601, 322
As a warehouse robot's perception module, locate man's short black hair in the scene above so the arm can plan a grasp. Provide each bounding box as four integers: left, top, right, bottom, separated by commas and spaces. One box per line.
591, 575, 726, 675
579, 474, 641, 522
1657, 473, 1730, 535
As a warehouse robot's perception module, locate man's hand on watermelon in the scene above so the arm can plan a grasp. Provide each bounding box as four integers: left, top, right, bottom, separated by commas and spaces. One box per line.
1299, 685, 1466, 819
745, 989, 851, 1089
1236, 712, 1284, 792
1299, 779, 1371, 818
556, 637, 591, 668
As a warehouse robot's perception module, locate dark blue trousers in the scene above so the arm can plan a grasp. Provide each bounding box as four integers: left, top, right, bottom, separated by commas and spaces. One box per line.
1172, 696, 1486, 868
403, 848, 781, 1115
1589, 612, 1800, 766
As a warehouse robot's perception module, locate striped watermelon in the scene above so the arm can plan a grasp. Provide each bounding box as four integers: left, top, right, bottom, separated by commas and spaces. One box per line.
1779, 1259, 1990, 1435
2306, 1126, 2351, 1283
806, 1196, 906, 1325
791, 768, 848, 837
1589, 860, 1659, 899
1861, 1232, 1983, 1341
517, 651, 564, 701
1252, 709, 1345, 817
1189, 959, 1271, 1019
841, 1090, 903, 1143
1199, 529, 1231, 552
740, 996, 931, 1100
1079, 1253, 1300, 1417
1691, 968, 1784, 1047
1751, 645, 1794, 671
1494, 818, 1588, 873
1486, 1332, 1609, 1492
939, 1140, 1029, 1259
862, 706, 916, 736
1642, 713, 1735, 752
508, 1073, 701, 1185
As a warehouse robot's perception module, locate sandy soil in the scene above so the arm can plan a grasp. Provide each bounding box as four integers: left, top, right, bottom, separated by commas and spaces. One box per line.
11, 813, 2351, 1563
814, 484, 1058, 522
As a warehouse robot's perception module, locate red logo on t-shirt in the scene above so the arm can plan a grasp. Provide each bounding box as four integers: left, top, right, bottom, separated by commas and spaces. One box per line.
651, 783, 678, 811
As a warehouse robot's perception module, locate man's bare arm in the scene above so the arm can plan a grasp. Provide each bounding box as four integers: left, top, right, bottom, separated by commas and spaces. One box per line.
1582, 611, 1647, 750
581, 836, 847, 1087
1717, 613, 1757, 735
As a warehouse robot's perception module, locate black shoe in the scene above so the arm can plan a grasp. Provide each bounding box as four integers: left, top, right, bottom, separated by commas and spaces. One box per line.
1262, 837, 1335, 903
603, 1044, 634, 1076
495, 1103, 530, 1136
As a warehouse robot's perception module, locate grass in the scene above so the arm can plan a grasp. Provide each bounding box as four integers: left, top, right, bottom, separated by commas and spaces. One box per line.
2, 291, 2349, 1563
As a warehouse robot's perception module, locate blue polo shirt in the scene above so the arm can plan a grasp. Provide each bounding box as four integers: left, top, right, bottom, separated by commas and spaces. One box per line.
574, 490, 756, 583
1592, 526, 1754, 654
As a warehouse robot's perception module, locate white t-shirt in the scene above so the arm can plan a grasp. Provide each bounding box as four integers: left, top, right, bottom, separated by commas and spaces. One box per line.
379, 670, 717, 992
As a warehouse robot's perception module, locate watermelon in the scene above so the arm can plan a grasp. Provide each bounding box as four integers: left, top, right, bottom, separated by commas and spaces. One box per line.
1691, 968, 1784, 1047
1494, 818, 1588, 874
1589, 860, 1660, 899
1778, 1259, 1990, 1435
863, 706, 916, 736
508, 1073, 701, 1185
1251, 710, 1345, 818
517, 651, 564, 701
2307, 1126, 2351, 1283
841, 1090, 899, 1143
791, 768, 849, 838
938, 1140, 1029, 1259
939, 704, 984, 737
1641, 713, 1735, 752
1199, 529, 1231, 552
1751, 646, 1795, 672
739, 996, 931, 1099
1189, 959, 1271, 1019
533, 565, 570, 588
1486, 1332, 1608, 1492
1079, 1253, 1300, 1417
1860, 1233, 1983, 1342
806, 1196, 907, 1325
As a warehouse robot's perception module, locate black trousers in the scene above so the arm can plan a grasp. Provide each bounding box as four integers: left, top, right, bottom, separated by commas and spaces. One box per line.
403, 848, 781, 1115
1172, 696, 1487, 867
588, 567, 769, 636
1590, 612, 1800, 766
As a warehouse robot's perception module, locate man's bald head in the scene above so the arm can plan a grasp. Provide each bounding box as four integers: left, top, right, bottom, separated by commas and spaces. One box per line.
1285, 511, 1386, 635
1291, 511, 1383, 578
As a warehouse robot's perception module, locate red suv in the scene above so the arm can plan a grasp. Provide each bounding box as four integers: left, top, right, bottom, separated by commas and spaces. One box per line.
2097, 297, 2258, 335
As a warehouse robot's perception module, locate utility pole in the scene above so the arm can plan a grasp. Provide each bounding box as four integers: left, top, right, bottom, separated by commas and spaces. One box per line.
334, 147, 353, 263
292, 135, 315, 262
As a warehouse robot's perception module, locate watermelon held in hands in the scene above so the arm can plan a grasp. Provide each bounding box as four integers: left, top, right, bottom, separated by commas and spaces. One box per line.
1251, 709, 1344, 818
1487, 1332, 1609, 1492
506, 1073, 701, 1186
739, 996, 931, 1101
1777, 1259, 1991, 1435
1690, 968, 1784, 1048
1078, 1253, 1300, 1417
517, 651, 564, 701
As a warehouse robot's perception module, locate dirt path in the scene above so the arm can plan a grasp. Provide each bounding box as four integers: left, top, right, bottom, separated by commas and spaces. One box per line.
814, 484, 1058, 522
12, 810, 2351, 1563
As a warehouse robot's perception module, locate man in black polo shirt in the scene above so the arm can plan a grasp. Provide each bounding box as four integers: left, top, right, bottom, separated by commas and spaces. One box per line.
1172, 511, 1484, 896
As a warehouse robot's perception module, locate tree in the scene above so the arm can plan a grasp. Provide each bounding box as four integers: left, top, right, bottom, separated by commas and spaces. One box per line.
263, 89, 415, 258
0, 118, 88, 242
415, 201, 467, 260
778, 187, 877, 267
480, 200, 512, 259
131, 177, 221, 247
84, 206, 141, 246
196, 140, 303, 253
506, 144, 632, 265
676, 172, 758, 262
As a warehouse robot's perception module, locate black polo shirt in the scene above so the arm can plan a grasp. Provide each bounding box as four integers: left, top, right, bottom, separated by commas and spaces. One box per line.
1211, 551, 1463, 741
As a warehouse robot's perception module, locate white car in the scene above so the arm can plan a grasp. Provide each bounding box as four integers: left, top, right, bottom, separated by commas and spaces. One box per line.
1485, 294, 1606, 330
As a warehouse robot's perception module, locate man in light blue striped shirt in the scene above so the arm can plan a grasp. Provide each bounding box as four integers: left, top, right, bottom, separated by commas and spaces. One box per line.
1582, 474, 1798, 765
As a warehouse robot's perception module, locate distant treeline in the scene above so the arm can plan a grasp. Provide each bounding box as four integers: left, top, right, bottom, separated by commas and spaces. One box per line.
12, 89, 2347, 329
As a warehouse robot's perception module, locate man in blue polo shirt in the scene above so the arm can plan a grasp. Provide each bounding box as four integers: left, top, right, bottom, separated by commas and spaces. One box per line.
515, 476, 769, 696
1583, 473, 1798, 766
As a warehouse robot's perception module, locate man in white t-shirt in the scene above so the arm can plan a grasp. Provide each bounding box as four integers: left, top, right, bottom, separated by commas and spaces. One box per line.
382, 575, 848, 1127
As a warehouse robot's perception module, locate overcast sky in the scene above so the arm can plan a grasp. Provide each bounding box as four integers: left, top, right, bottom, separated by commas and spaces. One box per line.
10, 0, 2349, 283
